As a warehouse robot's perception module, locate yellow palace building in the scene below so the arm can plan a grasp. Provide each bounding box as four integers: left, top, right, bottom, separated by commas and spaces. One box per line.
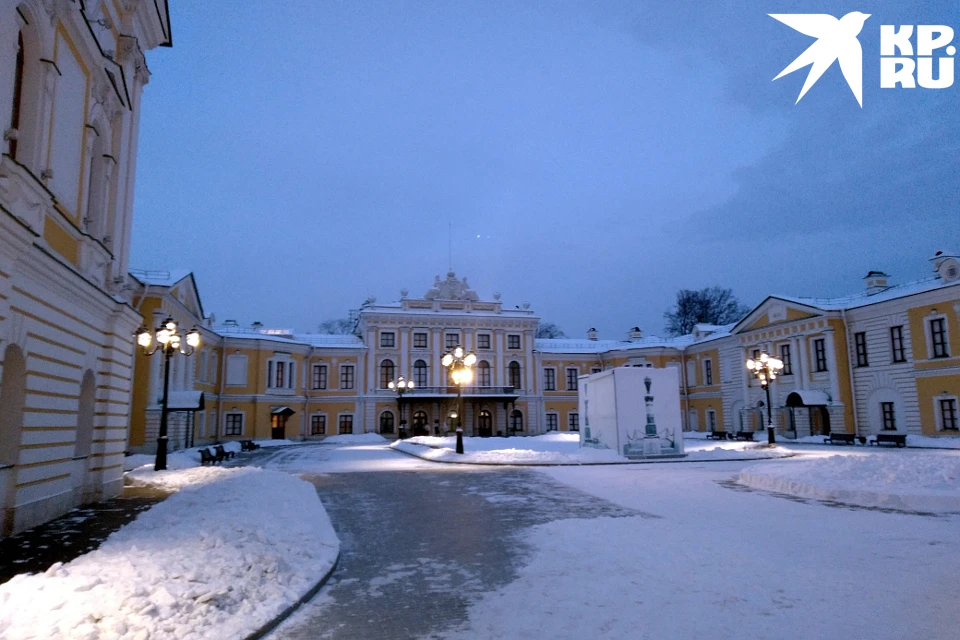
0, 1, 172, 534
127, 253, 959, 454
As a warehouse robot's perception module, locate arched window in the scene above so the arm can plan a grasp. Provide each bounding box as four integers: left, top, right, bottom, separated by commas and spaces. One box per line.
9, 32, 24, 159
413, 359, 428, 387
478, 360, 491, 387
510, 409, 523, 433
379, 411, 395, 434
380, 359, 395, 389
508, 361, 522, 389
413, 410, 428, 430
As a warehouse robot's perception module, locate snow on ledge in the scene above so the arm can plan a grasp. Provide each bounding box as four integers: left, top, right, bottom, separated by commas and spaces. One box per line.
738, 454, 960, 511
0, 467, 340, 639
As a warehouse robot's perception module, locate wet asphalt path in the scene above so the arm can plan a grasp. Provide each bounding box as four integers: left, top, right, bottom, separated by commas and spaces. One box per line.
250, 446, 648, 639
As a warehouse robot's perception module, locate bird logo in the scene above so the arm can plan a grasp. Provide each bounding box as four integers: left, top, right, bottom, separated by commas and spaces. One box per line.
770, 12, 871, 107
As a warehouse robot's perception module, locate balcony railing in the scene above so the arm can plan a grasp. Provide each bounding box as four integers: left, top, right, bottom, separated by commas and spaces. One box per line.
383, 385, 521, 395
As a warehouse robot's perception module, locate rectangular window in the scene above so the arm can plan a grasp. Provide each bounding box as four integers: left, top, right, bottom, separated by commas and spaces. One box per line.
546, 414, 558, 431
339, 414, 354, 434
590, 366, 602, 374
478, 363, 491, 386
380, 332, 395, 348
568, 413, 579, 431
225, 413, 243, 436
477, 334, 491, 350
931, 318, 949, 358
340, 365, 355, 390
445, 333, 460, 349
881, 402, 896, 430
704, 360, 713, 386
311, 415, 326, 436
752, 349, 760, 361
544, 368, 556, 391
566, 368, 579, 391
507, 334, 521, 350
814, 339, 827, 372
312, 364, 327, 390
941, 398, 958, 431
855, 332, 869, 367
780, 344, 792, 375
890, 326, 906, 363
413, 332, 428, 349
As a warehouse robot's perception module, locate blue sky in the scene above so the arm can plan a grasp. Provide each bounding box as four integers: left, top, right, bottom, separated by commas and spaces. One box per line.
131, 1, 959, 338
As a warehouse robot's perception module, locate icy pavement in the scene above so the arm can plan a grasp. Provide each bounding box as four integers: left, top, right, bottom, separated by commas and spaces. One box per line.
255, 443, 959, 639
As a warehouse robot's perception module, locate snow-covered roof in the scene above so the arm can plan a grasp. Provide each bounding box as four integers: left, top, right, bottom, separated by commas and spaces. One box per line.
360, 303, 536, 318
773, 276, 957, 311
212, 325, 365, 349
129, 268, 192, 287
536, 334, 694, 354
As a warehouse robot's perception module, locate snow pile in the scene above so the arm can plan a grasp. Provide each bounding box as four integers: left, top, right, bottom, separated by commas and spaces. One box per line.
394, 433, 626, 465
685, 444, 792, 461
0, 467, 339, 639
321, 433, 388, 445
906, 435, 960, 450
739, 454, 960, 511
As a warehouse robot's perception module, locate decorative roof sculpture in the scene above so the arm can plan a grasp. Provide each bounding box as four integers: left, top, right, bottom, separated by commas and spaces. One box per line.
424, 271, 480, 301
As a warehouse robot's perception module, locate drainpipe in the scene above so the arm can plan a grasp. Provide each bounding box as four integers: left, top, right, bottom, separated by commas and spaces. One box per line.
841, 309, 861, 438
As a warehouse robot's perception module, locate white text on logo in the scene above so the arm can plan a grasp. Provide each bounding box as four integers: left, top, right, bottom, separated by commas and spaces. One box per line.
880, 25, 956, 88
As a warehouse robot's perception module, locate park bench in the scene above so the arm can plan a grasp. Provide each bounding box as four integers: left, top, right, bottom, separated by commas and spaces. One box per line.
871, 433, 907, 448
240, 440, 260, 451
199, 447, 218, 465
734, 431, 755, 441
707, 430, 728, 440
215, 444, 235, 460
824, 433, 856, 445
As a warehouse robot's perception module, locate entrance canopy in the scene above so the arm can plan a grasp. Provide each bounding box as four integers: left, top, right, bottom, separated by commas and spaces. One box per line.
166, 391, 204, 411
785, 390, 830, 407
271, 406, 296, 417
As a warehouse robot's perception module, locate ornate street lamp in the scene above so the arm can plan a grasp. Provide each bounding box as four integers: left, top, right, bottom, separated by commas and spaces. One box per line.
442, 346, 476, 454
136, 318, 201, 470
387, 376, 414, 438
746, 352, 785, 445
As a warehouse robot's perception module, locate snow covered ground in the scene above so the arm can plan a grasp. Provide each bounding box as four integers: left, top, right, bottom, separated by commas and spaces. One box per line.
391, 432, 793, 465
739, 453, 960, 511
0, 467, 339, 640
122, 438, 297, 472
441, 459, 960, 639
791, 433, 960, 449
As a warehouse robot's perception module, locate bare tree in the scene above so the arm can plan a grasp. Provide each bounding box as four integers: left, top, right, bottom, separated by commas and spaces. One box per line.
664, 287, 751, 336
318, 318, 355, 335
536, 322, 567, 339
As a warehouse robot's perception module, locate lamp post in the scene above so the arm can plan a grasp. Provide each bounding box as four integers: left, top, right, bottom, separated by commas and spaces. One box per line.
136, 318, 201, 470
746, 352, 784, 445
442, 346, 476, 454
387, 376, 414, 438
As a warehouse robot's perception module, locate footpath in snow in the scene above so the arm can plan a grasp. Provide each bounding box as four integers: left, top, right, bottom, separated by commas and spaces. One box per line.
0, 466, 339, 640
392, 432, 793, 465
739, 453, 960, 511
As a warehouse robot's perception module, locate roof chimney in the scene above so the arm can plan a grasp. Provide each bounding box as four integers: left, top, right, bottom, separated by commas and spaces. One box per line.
251, 321, 263, 331
627, 326, 643, 341
863, 270, 890, 295
587, 328, 598, 341
931, 250, 960, 283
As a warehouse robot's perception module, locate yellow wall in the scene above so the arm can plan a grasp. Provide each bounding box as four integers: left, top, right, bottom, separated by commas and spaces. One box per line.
908, 301, 960, 363
916, 375, 960, 435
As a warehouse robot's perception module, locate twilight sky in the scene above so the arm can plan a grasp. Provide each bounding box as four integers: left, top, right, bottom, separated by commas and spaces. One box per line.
131, 0, 960, 339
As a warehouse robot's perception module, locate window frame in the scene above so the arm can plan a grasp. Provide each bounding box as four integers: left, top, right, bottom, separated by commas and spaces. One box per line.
413, 359, 428, 387
477, 360, 492, 387
813, 339, 828, 372
779, 344, 792, 375
703, 359, 713, 386
379, 359, 396, 389
545, 413, 559, 431
543, 367, 556, 391
566, 367, 579, 391
930, 317, 950, 359
707, 409, 716, 431
855, 331, 869, 367
445, 333, 460, 349
477, 334, 491, 350
340, 364, 355, 390
312, 364, 328, 390
890, 325, 906, 363
380, 332, 396, 348
338, 414, 354, 435
379, 410, 395, 434
10, 32, 24, 159
310, 414, 327, 436
880, 402, 896, 431
507, 361, 522, 389
938, 397, 958, 431
267, 358, 296, 390
224, 412, 244, 436
413, 332, 429, 349
568, 412, 579, 432
507, 334, 521, 350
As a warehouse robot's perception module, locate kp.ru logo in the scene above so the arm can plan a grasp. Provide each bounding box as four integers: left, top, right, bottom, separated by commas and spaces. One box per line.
771, 12, 955, 107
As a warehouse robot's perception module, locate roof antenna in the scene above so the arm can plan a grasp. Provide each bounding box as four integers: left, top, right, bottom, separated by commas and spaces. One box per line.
448, 221, 452, 272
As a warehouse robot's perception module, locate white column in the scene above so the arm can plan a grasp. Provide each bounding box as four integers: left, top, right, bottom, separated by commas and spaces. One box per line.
431, 328, 442, 386
524, 330, 535, 393
399, 327, 409, 378
365, 329, 376, 393
494, 330, 504, 386
823, 328, 842, 403
739, 346, 749, 408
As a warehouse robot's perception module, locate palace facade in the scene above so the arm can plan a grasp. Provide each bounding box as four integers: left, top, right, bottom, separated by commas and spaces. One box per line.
0, 0, 171, 535
127, 252, 960, 454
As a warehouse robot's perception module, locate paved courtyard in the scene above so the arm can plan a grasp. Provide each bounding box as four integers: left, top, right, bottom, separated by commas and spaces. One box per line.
248, 443, 960, 640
